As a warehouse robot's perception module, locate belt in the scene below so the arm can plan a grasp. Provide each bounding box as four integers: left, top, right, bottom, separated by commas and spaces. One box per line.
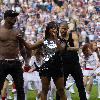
84, 68, 93, 70
4, 59, 18, 61
0, 58, 19, 62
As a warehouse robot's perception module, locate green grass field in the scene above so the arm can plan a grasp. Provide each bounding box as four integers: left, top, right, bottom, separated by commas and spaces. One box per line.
27, 84, 100, 100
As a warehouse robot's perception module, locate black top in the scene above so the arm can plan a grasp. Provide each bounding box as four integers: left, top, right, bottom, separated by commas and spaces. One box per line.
43, 39, 61, 63
61, 33, 79, 64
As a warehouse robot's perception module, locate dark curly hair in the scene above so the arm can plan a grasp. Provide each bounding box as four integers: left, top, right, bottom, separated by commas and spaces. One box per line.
45, 21, 59, 39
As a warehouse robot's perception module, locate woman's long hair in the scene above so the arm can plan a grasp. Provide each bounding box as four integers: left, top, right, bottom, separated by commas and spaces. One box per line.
45, 21, 59, 39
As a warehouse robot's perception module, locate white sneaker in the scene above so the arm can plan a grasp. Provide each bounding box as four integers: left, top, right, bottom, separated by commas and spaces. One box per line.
97, 96, 100, 98
7, 96, 13, 100
86, 92, 90, 99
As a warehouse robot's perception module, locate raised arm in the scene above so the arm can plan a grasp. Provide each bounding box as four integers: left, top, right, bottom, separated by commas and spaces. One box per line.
67, 32, 79, 51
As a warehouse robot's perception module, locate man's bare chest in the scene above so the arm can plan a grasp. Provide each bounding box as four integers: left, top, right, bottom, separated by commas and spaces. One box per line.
0, 30, 17, 42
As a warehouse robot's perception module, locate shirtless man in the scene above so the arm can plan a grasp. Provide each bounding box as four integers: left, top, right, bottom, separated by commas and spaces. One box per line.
0, 10, 43, 100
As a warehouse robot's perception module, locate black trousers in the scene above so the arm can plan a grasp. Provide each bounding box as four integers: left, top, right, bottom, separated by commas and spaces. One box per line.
56, 62, 87, 100
0, 59, 25, 100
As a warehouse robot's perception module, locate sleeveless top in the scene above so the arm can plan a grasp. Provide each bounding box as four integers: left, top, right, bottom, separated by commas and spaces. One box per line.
43, 39, 62, 64
61, 33, 79, 64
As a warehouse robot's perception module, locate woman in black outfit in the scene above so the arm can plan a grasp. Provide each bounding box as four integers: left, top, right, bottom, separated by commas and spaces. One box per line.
40, 21, 67, 100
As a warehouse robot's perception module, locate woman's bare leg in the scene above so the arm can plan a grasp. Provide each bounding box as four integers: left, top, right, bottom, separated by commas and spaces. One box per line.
54, 77, 67, 100
40, 77, 50, 100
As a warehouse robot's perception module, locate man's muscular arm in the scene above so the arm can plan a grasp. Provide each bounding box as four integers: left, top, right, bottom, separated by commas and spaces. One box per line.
67, 33, 79, 51
17, 33, 43, 65
17, 34, 44, 50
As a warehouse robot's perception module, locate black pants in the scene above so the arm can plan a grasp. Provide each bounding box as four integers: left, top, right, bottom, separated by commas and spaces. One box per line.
0, 59, 25, 100
56, 62, 87, 100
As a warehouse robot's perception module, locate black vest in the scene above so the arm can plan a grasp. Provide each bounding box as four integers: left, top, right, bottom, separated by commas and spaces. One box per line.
61, 33, 79, 64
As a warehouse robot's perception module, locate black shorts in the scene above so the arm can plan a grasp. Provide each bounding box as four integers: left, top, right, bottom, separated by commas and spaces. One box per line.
39, 56, 64, 81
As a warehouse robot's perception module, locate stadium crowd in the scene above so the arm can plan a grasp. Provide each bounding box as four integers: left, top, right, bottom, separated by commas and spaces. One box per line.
0, 0, 100, 100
